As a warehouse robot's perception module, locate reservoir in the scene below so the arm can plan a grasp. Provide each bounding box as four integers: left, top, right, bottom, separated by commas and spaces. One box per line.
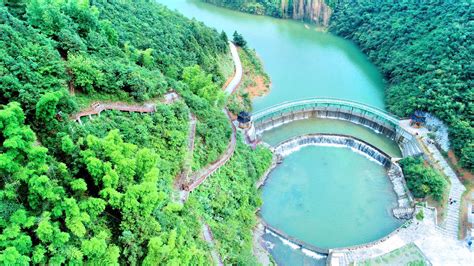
156, 1, 403, 264
156, 0, 386, 111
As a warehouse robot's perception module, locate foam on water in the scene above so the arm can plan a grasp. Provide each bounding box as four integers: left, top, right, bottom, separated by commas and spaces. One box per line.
301, 248, 326, 259
265, 229, 300, 250
273, 134, 391, 167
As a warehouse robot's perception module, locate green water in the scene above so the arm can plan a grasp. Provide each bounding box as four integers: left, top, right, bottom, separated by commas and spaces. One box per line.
156, 0, 402, 263
262, 118, 402, 158
156, 0, 386, 111
261, 146, 402, 248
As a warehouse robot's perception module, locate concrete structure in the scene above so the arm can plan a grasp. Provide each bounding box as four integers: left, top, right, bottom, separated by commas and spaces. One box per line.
250, 98, 423, 157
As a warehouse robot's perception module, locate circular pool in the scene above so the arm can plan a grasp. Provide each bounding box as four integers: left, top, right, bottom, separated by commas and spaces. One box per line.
260, 145, 402, 248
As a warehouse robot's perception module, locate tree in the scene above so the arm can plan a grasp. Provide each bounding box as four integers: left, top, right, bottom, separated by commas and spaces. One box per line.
399, 156, 448, 201
182, 65, 225, 107
232, 30, 247, 47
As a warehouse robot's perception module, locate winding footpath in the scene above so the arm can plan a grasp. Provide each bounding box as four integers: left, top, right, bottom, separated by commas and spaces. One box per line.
421, 139, 465, 239
72, 43, 242, 266
224, 42, 242, 95
202, 223, 224, 266
72, 92, 180, 123
181, 42, 242, 265
182, 42, 241, 193
175, 112, 197, 193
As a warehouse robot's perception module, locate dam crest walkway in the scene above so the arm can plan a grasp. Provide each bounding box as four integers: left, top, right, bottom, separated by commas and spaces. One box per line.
250, 97, 422, 158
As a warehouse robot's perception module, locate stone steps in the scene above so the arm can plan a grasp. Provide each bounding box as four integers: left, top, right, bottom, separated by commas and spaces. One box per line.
401, 140, 423, 158
393, 207, 415, 219
424, 139, 465, 240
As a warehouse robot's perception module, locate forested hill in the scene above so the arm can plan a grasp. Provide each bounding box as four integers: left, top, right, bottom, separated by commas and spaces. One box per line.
330, 1, 473, 170
0, 0, 271, 264
203, 0, 473, 171
202, 0, 334, 26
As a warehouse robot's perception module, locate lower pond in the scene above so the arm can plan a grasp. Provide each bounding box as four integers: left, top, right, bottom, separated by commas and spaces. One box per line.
260, 146, 402, 249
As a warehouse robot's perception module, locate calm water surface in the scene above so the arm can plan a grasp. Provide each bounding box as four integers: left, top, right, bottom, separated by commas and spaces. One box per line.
156, 0, 386, 111
261, 146, 401, 248
156, 1, 401, 264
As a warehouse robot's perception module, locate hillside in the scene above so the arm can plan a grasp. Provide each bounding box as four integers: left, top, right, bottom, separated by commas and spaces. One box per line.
330, 1, 473, 170
0, 0, 271, 264
202, 0, 333, 25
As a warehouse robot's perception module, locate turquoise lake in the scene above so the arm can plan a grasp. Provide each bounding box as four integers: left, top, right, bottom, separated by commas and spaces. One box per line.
156, 1, 402, 264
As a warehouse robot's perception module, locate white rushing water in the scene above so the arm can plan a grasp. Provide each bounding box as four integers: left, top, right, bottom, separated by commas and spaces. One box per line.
273, 134, 391, 167
265, 228, 300, 250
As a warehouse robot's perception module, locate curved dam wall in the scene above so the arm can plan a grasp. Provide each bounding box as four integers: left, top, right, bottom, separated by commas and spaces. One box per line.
250, 106, 423, 157
273, 133, 392, 167
270, 134, 414, 211
254, 109, 398, 142
259, 134, 414, 257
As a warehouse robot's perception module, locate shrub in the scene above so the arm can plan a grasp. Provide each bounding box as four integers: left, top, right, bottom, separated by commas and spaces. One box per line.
399, 157, 448, 201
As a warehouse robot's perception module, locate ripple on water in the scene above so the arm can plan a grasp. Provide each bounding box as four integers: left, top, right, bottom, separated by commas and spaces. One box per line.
261, 145, 402, 249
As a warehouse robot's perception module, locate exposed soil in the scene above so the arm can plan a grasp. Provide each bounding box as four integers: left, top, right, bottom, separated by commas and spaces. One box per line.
222, 72, 235, 90
246, 76, 270, 98
447, 150, 473, 180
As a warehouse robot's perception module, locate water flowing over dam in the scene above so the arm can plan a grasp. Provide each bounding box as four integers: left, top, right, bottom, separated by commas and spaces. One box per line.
250, 98, 422, 158
273, 134, 392, 167
156, 1, 416, 264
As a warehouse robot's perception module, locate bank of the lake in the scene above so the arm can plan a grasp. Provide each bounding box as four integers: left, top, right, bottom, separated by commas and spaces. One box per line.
156, 0, 386, 112
156, 1, 401, 264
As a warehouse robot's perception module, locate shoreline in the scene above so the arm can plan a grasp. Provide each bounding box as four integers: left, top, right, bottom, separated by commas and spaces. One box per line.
251, 134, 415, 263
252, 217, 273, 266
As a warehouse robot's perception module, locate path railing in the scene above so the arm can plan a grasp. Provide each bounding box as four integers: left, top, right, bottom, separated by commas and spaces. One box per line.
185, 110, 237, 191
72, 92, 180, 123
252, 97, 401, 126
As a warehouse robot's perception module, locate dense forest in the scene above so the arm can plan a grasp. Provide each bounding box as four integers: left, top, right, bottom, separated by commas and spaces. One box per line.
330, 1, 473, 170
202, 0, 334, 25
0, 0, 271, 264
204, 0, 473, 171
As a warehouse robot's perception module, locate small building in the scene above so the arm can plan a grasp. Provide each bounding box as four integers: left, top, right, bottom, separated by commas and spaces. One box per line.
237, 111, 251, 129
410, 110, 426, 128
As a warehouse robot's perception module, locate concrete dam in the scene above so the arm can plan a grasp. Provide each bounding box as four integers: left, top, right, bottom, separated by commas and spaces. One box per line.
249, 98, 422, 158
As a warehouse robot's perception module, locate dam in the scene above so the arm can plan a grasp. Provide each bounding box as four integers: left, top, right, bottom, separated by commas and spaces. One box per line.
156, 1, 421, 264
248, 98, 423, 158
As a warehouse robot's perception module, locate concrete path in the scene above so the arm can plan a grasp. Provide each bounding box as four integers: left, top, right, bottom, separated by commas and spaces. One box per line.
202, 223, 224, 266
400, 120, 466, 239
183, 42, 243, 192
185, 113, 236, 191
342, 207, 473, 265
176, 112, 197, 202
224, 42, 242, 95
184, 42, 243, 265
421, 137, 466, 239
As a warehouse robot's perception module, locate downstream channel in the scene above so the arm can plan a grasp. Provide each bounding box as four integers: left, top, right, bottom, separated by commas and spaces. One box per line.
157, 1, 403, 264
